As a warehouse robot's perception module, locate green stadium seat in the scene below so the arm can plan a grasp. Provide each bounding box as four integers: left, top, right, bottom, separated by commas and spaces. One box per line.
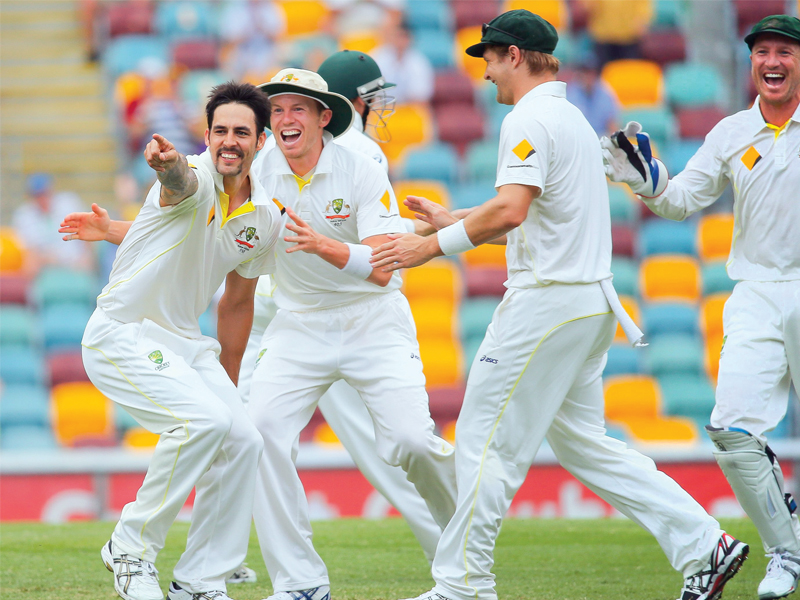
460, 297, 500, 344
610, 258, 639, 297
645, 333, 704, 376
178, 69, 226, 106
663, 139, 705, 175
639, 219, 697, 256
32, 268, 101, 309
658, 373, 716, 423
103, 35, 169, 78
653, 0, 687, 28
115, 405, 141, 432
702, 261, 736, 295
450, 181, 497, 210
642, 302, 699, 339
154, 1, 218, 40
465, 141, 499, 182
0, 345, 46, 386
619, 107, 677, 148
0, 424, 57, 450
414, 29, 456, 69
0, 306, 37, 346
608, 185, 638, 224
463, 337, 485, 372
665, 62, 726, 108
405, 0, 453, 32
398, 143, 460, 186
1, 384, 50, 428
604, 344, 642, 376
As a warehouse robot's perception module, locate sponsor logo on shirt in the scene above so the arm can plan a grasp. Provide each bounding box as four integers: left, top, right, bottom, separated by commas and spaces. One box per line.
479, 355, 499, 364
273, 198, 286, 215
234, 226, 260, 253
741, 146, 762, 171
512, 139, 536, 161
410, 352, 421, 361
148, 350, 171, 371
324, 198, 351, 226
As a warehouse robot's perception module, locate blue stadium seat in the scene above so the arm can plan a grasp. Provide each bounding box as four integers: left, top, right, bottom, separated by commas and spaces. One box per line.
178, 69, 226, 106
653, 0, 687, 28
463, 337, 485, 373
604, 344, 642, 376
460, 297, 500, 344
1, 384, 50, 428
665, 62, 726, 108
645, 333, 704, 376
115, 405, 141, 432
0, 305, 37, 346
449, 180, 497, 210
414, 29, 456, 69
154, 1, 218, 40
0, 424, 57, 450
103, 35, 169, 78
405, 0, 453, 33
642, 302, 699, 338
639, 219, 697, 256
465, 141, 499, 182
662, 139, 704, 174
41, 304, 93, 352
658, 373, 716, 424
32, 268, 101, 309
0, 345, 46, 385
702, 261, 736, 295
608, 185, 637, 224
611, 258, 639, 297
619, 107, 677, 148
398, 143, 460, 186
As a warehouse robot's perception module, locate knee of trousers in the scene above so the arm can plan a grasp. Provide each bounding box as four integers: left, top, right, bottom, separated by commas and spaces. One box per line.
191, 405, 234, 445
380, 431, 436, 469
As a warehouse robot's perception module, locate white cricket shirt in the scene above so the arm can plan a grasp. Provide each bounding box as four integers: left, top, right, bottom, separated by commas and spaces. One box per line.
643, 97, 800, 282
496, 81, 613, 287
255, 132, 404, 311
96, 150, 281, 337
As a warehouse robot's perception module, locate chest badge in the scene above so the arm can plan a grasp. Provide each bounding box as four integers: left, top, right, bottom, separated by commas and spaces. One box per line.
234, 226, 259, 253
325, 198, 351, 226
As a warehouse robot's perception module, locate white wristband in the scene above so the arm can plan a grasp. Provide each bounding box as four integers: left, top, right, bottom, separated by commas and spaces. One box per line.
437, 220, 475, 256
342, 243, 374, 279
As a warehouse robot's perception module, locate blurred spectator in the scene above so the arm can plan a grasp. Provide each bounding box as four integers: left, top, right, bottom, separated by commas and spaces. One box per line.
580, 0, 653, 66
12, 173, 95, 273
372, 18, 434, 104
566, 55, 620, 136
219, 0, 285, 80
328, 0, 404, 38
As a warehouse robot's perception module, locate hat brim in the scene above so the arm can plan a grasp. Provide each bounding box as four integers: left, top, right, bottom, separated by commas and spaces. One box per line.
465, 42, 488, 58
258, 82, 355, 139
745, 28, 800, 48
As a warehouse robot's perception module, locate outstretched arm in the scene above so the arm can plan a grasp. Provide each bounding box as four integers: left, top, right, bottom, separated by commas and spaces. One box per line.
144, 133, 198, 207
59, 203, 132, 245
405, 198, 507, 245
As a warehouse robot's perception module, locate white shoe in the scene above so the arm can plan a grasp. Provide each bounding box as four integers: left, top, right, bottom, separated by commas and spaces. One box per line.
226, 564, 257, 584
758, 552, 800, 599
399, 590, 451, 600
167, 581, 234, 599
677, 532, 749, 600
263, 585, 330, 600
101, 539, 163, 600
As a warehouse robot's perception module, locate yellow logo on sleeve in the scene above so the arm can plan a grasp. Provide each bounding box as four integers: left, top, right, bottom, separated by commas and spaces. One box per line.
272, 198, 286, 215
512, 139, 536, 161
379, 190, 391, 211
741, 146, 762, 171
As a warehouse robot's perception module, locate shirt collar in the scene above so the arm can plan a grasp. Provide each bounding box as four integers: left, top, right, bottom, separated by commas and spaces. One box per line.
516, 80, 567, 107
193, 149, 269, 206
264, 130, 335, 176
745, 96, 800, 136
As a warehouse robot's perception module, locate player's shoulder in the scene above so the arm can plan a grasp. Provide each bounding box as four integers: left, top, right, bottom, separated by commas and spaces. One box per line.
331, 142, 387, 179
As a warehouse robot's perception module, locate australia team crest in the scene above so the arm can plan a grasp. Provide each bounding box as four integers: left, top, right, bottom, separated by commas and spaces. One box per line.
324, 198, 351, 226
234, 226, 259, 253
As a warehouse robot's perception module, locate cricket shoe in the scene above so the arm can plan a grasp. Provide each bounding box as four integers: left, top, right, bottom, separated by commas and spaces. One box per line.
263, 584, 330, 600
758, 551, 800, 599
678, 532, 749, 600
226, 563, 257, 584
399, 590, 452, 600
101, 539, 163, 600
167, 581, 235, 600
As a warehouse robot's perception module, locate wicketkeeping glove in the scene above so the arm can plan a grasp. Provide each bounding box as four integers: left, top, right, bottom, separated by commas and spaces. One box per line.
600, 121, 668, 198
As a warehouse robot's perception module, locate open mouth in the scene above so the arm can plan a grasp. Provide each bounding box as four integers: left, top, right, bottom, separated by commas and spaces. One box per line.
763, 72, 786, 89
280, 129, 302, 145
218, 151, 242, 163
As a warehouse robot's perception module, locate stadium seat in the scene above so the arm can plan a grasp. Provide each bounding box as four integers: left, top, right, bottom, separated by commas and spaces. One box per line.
154, 1, 217, 40
601, 59, 663, 108
615, 296, 640, 343
502, 0, 569, 30
106, 1, 155, 37
697, 213, 734, 262
103, 35, 170, 78
47, 351, 90, 386
662, 139, 704, 174
639, 219, 697, 257
665, 62, 725, 108
199, 306, 216, 338
0, 229, 25, 273
642, 302, 699, 339
485, 102, 514, 138
428, 384, 466, 425
619, 417, 699, 442
0, 274, 29, 305
604, 375, 660, 421
618, 107, 676, 149
464, 243, 506, 268
463, 336, 485, 371
312, 421, 342, 446
300, 408, 326, 443
465, 141, 499, 182
734, 0, 786, 35
435, 103, 485, 155
677, 106, 727, 140
410, 298, 457, 341
608, 184, 638, 224
0, 305, 37, 346
700, 293, 729, 341
397, 143, 460, 186
393, 179, 451, 219
339, 30, 380, 54
450, 180, 497, 210
123, 427, 159, 449
452, 0, 500, 30
172, 39, 219, 71
403, 259, 461, 304
115, 404, 141, 432
604, 343, 642, 376
640, 255, 701, 302
51, 381, 115, 447
0, 424, 57, 450
705, 333, 725, 380
414, 29, 456, 70
645, 333, 704, 376
455, 26, 488, 83
0, 345, 46, 386
276, 0, 329, 37
460, 297, 500, 345
465, 266, 507, 297
40, 304, 93, 352
659, 373, 716, 423
418, 338, 463, 387
1, 383, 50, 429
31, 267, 100, 309
440, 419, 457, 444
432, 70, 475, 107
653, 0, 687, 28
611, 224, 636, 258
610, 257, 639, 297
383, 104, 434, 162
640, 29, 686, 67
702, 261, 736, 295
405, 0, 453, 33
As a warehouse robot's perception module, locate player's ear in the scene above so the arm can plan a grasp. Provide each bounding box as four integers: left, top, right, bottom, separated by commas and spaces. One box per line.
256, 130, 267, 152
204, 129, 210, 147
320, 109, 333, 128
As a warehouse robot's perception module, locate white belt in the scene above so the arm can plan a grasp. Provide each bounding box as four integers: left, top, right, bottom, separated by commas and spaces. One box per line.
600, 278, 647, 347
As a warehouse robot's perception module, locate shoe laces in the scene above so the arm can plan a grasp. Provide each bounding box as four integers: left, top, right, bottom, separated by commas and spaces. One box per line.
193, 592, 228, 600
766, 553, 788, 577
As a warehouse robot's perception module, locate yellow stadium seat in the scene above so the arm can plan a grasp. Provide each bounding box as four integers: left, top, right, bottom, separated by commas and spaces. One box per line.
418, 338, 463, 387
640, 255, 701, 302
615, 295, 640, 343
455, 26, 486, 83
604, 374, 660, 421
0, 228, 25, 273
277, 0, 329, 37
403, 259, 461, 304
705, 333, 724, 381
339, 30, 380, 54
601, 59, 664, 108
464, 243, 506, 268
409, 298, 457, 341
441, 419, 457, 445
700, 292, 729, 340
123, 427, 159, 449
313, 421, 342, 446
697, 213, 734, 262
383, 104, 434, 163
51, 382, 114, 446
621, 417, 699, 443
502, 0, 568, 30
114, 72, 147, 107
393, 179, 451, 219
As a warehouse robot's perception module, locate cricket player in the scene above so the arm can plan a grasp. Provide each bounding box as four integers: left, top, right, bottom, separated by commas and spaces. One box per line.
248, 68, 457, 600
70, 82, 281, 600
602, 15, 800, 600
371, 10, 748, 600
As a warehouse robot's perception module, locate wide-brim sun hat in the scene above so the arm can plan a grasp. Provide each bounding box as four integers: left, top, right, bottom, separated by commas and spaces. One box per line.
258, 68, 355, 138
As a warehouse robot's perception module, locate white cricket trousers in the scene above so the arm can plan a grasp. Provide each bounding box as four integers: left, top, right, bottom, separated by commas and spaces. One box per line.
82, 309, 263, 594
238, 299, 441, 563
711, 280, 800, 441
431, 284, 723, 600
247, 290, 457, 592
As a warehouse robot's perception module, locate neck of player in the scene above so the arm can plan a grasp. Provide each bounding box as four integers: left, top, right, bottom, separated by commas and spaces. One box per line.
759, 94, 800, 127
223, 172, 253, 215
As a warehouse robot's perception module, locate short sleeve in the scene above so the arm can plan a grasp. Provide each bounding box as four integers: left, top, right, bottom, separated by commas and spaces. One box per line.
235, 201, 282, 279
353, 158, 405, 240
495, 111, 549, 191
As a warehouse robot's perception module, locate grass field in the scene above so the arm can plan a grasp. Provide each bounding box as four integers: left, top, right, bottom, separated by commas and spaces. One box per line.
0, 518, 766, 600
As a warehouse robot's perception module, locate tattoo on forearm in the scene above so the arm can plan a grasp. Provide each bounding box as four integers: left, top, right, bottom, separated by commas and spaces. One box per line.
159, 155, 199, 204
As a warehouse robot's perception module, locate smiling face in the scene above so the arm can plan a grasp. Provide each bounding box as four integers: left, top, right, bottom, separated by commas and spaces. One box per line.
483, 47, 515, 105
751, 33, 800, 109
269, 94, 332, 163
204, 102, 265, 177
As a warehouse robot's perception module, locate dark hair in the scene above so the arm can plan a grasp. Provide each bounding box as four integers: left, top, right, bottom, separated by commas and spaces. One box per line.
206, 81, 270, 135
485, 44, 560, 75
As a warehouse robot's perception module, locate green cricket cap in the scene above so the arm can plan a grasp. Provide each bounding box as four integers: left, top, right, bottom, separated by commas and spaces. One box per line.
745, 14, 800, 49
465, 9, 558, 58
317, 50, 395, 101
